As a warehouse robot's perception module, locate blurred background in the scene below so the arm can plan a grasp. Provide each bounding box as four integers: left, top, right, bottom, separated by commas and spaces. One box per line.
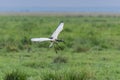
0, 0, 120, 13
0, 0, 120, 80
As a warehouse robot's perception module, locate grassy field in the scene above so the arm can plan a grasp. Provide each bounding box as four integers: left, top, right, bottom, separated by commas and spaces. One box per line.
0, 15, 120, 80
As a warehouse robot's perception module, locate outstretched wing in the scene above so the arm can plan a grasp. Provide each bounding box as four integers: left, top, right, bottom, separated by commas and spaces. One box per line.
31, 38, 51, 42
51, 22, 64, 39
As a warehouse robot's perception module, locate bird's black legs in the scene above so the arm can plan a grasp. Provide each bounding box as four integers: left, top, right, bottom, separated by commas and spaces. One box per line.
53, 42, 63, 54
54, 44, 58, 53
55, 42, 63, 50
52, 40, 65, 53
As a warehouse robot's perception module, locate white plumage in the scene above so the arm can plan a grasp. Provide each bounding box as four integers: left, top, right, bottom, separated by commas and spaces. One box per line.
31, 22, 64, 48
51, 22, 64, 39
31, 38, 51, 42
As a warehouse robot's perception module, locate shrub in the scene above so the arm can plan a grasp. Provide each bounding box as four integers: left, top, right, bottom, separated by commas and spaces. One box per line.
42, 69, 95, 80
53, 56, 68, 63
4, 70, 27, 80
6, 45, 18, 52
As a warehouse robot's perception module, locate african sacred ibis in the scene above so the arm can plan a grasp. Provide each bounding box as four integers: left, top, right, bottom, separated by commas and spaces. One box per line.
31, 21, 64, 53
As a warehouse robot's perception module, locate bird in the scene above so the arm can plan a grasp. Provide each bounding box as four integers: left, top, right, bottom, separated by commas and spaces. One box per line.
31, 21, 64, 53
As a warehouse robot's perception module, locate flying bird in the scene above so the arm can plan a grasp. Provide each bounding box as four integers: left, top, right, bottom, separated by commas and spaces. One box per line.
31, 21, 64, 53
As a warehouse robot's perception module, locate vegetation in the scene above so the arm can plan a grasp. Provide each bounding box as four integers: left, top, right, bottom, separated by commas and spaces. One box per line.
4, 70, 27, 80
0, 15, 119, 80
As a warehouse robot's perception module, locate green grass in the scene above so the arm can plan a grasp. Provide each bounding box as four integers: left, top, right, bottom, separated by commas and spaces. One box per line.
0, 15, 120, 80
4, 69, 27, 80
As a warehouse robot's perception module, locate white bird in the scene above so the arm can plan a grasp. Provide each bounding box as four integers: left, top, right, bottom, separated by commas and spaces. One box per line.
31, 21, 64, 53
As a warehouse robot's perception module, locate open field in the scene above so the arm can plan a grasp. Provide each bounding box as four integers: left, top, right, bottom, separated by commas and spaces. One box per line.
0, 15, 120, 80
1, 12, 120, 16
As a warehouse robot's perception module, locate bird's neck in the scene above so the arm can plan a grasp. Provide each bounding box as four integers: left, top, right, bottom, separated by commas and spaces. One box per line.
56, 39, 64, 42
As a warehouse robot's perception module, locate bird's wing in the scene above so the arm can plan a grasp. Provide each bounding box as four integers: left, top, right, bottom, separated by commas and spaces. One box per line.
49, 42, 54, 48
31, 38, 51, 42
51, 22, 64, 39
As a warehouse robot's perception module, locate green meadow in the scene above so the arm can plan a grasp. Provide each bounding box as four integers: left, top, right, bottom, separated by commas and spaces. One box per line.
0, 15, 120, 80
